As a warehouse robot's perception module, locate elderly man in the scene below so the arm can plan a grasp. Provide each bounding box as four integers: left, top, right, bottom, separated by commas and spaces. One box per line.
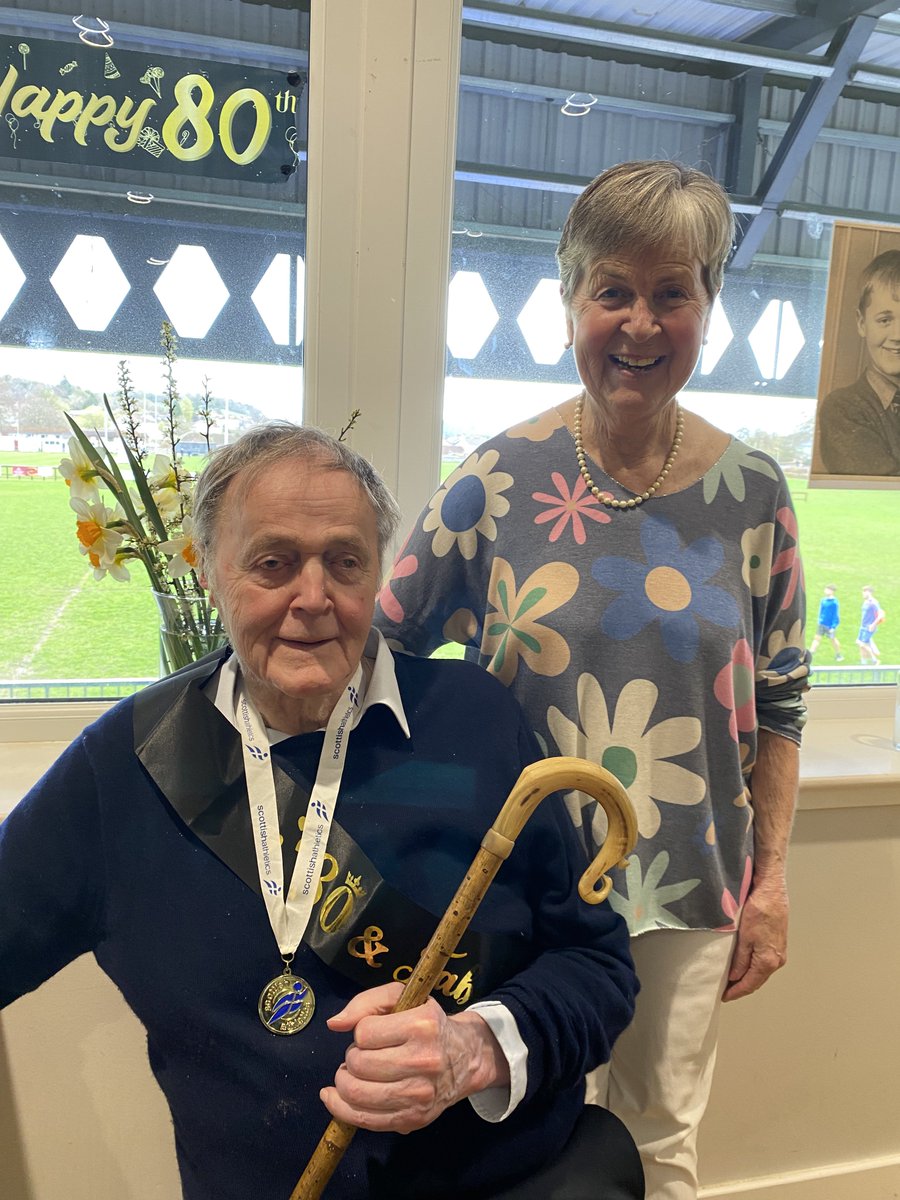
0, 424, 639, 1200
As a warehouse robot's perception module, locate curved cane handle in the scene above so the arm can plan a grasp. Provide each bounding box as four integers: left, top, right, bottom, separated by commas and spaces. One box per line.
290, 756, 637, 1200
487, 756, 636, 904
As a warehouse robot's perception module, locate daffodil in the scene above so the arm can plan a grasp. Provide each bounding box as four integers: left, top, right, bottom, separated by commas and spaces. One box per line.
148, 454, 178, 491
59, 436, 101, 502
87, 548, 131, 582
70, 496, 125, 566
158, 515, 199, 579
151, 485, 184, 519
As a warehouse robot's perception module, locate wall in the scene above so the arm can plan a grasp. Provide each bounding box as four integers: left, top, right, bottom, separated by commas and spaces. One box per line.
1, 690, 898, 1199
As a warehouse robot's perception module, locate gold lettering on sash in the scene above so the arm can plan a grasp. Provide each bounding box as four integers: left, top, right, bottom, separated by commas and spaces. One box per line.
392, 952, 474, 1006
392, 961, 412, 984
348, 925, 390, 968
318, 872, 366, 934
445, 970, 473, 1006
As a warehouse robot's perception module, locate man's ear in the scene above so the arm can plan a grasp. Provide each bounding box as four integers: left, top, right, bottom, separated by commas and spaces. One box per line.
856, 307, 866, 338
199, 565, 215, 608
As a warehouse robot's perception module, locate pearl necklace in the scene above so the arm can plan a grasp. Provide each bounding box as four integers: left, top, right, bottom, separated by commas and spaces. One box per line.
574, 394, 684, 510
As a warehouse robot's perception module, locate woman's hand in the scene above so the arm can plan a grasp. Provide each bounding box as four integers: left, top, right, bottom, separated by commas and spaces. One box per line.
723, 729, 798, 1003
320, 981, 510, 1132
722, 873, 788, 1002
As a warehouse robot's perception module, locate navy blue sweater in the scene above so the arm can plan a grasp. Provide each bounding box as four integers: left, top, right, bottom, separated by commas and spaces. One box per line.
0, 652, 636, 1199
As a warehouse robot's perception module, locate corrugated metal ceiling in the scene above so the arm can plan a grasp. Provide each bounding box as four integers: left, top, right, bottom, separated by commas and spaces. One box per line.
456, 3, 900, 263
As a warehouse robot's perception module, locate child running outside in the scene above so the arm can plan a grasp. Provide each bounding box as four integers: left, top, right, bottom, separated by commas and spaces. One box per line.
857, 585, 885, 666
809, 585, 844, 661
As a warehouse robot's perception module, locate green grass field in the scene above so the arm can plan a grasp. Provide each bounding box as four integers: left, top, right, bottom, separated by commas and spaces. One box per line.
1, 457, 897, 690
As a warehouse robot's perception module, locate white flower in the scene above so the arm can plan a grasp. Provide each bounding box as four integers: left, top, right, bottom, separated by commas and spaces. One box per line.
88, 549, 131, 582
152, 485, 184, 518
59, 436, 101, 502
547, 674, 705, 840
148, 454, 178, 490
158, 515, 198, 579
740, 522, 775, 597
70, 496, 125, 566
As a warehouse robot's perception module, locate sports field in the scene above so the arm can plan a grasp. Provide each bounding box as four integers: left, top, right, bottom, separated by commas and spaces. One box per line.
1, 452, 897, 690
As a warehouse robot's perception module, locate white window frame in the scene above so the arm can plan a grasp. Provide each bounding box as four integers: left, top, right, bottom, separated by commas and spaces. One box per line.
1, 0, 895, 752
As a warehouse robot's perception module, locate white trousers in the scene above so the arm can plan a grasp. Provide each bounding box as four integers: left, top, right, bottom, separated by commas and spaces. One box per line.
586, 929, 737, 1200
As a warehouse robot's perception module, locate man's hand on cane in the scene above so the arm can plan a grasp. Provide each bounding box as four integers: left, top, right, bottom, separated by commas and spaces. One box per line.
320, 981, 511, 1134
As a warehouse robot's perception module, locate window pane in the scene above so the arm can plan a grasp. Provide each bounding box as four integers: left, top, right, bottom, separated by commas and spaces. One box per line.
442, 13, 900, 683
0, 1, 308, 697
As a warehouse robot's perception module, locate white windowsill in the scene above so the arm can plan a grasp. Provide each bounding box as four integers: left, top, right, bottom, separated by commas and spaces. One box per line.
799, 684, 900, 810
1, 685, 898, 816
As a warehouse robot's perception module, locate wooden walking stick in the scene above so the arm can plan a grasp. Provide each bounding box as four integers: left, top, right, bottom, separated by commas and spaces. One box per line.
290, 755, 637, 1200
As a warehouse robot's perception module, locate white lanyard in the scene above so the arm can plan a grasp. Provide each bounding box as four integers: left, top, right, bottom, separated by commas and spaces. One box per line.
236, 666, 363, 959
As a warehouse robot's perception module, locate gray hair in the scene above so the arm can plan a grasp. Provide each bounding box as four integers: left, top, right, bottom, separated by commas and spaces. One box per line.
557, 160, 735, 305
191, 422, 401, 572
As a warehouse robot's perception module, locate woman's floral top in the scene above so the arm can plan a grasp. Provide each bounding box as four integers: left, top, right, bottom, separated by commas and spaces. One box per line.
374, 407, 810, 936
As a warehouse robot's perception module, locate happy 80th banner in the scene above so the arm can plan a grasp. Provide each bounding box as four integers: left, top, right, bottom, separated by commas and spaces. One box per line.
0, 35, 305, 183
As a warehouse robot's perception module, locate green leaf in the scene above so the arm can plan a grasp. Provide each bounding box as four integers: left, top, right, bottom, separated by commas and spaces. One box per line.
65, 410, 166, 594
64, 413, 115, 489
102, 394, 169, 541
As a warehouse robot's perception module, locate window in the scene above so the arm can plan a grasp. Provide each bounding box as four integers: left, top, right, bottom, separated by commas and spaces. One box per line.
0, 1, 309, 697
439, 9, 900, 684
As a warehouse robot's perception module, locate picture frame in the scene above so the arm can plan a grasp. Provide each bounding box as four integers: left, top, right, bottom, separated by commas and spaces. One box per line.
810, 219, 900, 486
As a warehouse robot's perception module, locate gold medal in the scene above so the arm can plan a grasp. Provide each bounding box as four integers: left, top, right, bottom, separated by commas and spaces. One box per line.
258, 971, 315, 1035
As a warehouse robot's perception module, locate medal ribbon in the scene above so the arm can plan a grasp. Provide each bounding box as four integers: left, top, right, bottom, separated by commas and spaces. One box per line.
237, 667, 363, 959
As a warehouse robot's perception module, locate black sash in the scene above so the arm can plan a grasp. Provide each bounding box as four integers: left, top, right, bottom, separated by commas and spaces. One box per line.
133, 654, 532, 1009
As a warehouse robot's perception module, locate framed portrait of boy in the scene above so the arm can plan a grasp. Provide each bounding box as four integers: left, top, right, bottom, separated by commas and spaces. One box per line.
810, 220, 900, 485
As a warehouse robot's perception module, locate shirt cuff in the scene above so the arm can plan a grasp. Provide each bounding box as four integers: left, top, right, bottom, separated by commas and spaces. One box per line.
465, 1000, 528, 1122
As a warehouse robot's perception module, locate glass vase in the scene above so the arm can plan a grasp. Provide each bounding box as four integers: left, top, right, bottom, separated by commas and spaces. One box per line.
153, 590, 228, 676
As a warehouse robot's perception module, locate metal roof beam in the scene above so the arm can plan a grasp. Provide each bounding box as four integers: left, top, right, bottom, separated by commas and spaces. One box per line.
725, 70, 765, 196
459, 75, 733, 126
463, 3, 833, 77
462, 2, 900, 97
683, 0, 806, 13
749, 0, 898, 54
730, 15, 877, 270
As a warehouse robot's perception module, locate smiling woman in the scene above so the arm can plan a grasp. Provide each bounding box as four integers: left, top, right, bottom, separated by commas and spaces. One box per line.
374, 159, 811, 1199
